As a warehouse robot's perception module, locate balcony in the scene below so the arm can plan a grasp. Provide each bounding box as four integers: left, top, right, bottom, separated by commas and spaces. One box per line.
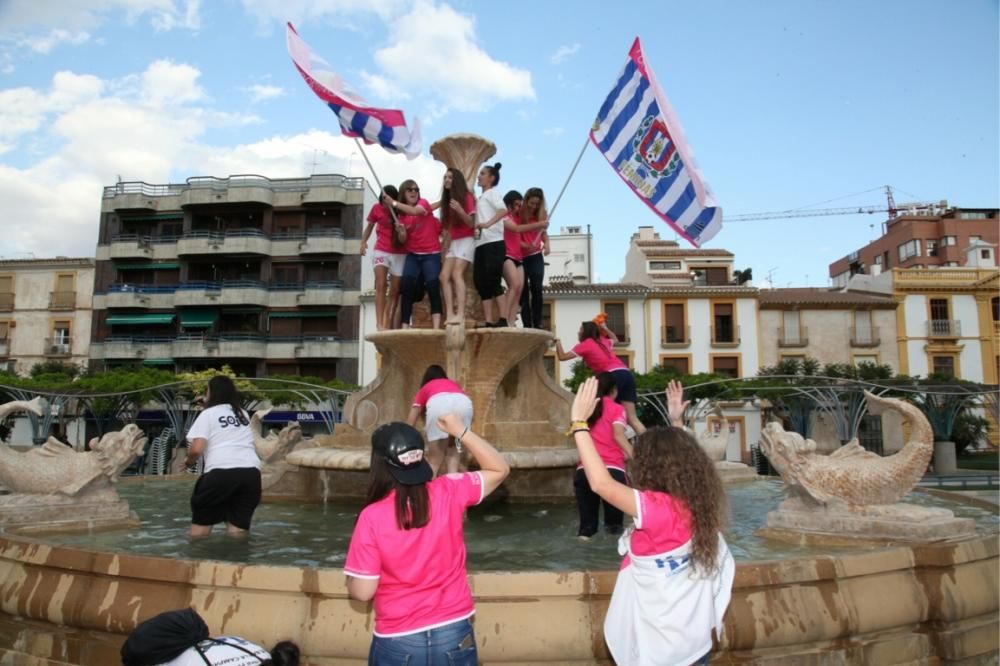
97, 336, 173, 360
219, 280, 269, 306
104, 284, 177, 309
172, 333, 267, 359
298, 228, 347, 255
173, 281, 223, 306
94, 334, 358, 361
850, 326, 881, 347
291, 336, 357, 359
49, 291, 76, 311
710, 324, 741, 347
108, 234, 154, 259
927, 320, 962, 338
177, 229, 270, 256
660, 325, 690, 348
0, 292, 13, 312
777, 327, 809, 347
296, 281, 347, 306
44, 337, 72, 357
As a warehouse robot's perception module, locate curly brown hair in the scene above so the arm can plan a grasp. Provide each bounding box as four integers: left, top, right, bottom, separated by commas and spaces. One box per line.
627, 426, 727, 574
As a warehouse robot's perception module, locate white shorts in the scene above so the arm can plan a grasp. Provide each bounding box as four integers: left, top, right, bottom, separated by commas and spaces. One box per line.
424, 392, 474, 442
446, 237, 475, 263
373, 250, 405, 277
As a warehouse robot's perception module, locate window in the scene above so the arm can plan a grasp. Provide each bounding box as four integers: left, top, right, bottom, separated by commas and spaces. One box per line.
970, 235, 982, 242
649, 261, 681, 271
929, 298, 949, 321
693, 267, 728, 285
897, 239, 921, 261
992, 296, 999, 322
781, 311, 802, 344
573, 253, 586, 263
0, 321, 8, 341
882, 251, 890, 268
540, 302, 553, 331
663, 303, 686, 344
660, 356, 689, 374
853, 310, 874, 344
565, 226, 581, 234
273, 265, 300, 284
602, 302, 628, 342
0, 275, 12, 312
926, 240, 938, 257
712, 356, 739, 378
982, 249, 991, 259
941, 236, 957, 246
49, 321, 71, 355
712, 303, 736, 343
944, 261, 960, 267
959, 212, 983, 220
614, 353, 631, 368
874, 255, 883, 265
931, 355, 955, 378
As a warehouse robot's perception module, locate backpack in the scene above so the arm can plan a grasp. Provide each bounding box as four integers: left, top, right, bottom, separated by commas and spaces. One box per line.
121, 608, 210, 666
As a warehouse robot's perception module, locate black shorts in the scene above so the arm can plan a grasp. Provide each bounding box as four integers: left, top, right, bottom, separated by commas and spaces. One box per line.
190, 467, 262, 530
504, 256, 523, 268
611, 368, 638, 404
473, 241, 505, 299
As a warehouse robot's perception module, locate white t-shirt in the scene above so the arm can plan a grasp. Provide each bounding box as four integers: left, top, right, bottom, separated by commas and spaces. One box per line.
475, 187, 507, 246
186, 405, 261, 472
159, 636, 270, 665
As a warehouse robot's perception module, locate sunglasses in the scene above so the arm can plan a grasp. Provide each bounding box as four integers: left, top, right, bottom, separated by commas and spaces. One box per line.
406, 186, 420, 192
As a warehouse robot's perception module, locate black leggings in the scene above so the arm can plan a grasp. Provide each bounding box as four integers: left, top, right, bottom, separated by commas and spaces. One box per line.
520, 252, 545, 328
473, 241, 505, 301
575, 467, 628, 537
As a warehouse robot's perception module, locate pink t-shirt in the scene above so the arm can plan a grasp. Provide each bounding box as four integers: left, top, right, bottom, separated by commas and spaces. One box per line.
344, 472, 485, 636
578, 397, 628, 471
519, 217, 544, 257
447, 192, 477, 240
503, 213, 523, 261
572, 337, 627, 373
412, 378, 465, 409
622, 488, 694, 569
368, 204, 397, 254
401, 198, 442, 254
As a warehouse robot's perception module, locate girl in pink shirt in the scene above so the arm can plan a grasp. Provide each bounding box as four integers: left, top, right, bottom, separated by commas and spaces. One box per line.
500, 189, 548, 327
431, 169, 476, 323
569, 378, 734, 666
554, 320, 646, 435
360, 185, 403, 330
407, 364, 473, 476
575, 372, 633, 539
344, 417, 509, 665
389, 179, 443, 329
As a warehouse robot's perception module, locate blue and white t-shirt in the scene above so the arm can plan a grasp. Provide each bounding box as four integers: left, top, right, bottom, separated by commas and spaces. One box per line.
159, 636, 270, 665
186, 405, 260, 472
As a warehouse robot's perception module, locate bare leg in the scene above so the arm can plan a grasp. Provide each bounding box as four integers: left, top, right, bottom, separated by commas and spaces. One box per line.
392, 291, 402, 329
622, 401, 646, 435
502, 261, 524, 325
432, 313, 442, 329
189, 524, 212, 539
425, 438, 447, 476
444, 436, 461, 474
224, 523, 249, 538
451, 259, 469, 322
440, 257, 455, 323
387, 276, 401, 329
374, 265, 389, 330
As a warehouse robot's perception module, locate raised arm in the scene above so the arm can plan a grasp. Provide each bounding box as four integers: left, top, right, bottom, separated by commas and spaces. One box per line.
666, 379, 689, 428
598, 322, 619, 344
553, 339, 577, 362
437, 413, 509, 495
571, 378, 637, 517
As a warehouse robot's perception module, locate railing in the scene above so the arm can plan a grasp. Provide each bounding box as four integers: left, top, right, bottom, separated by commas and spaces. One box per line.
44, 338, 72, 356
183, 228, 268, 240
850, 326, 881, 347
304, 227, 346, 238
108, 284, 178, 294
660, 325, 690, 347
927, 320, 962, 337
710, 324, 741, 346
177, 281, 222, 291
777, 326, 809, 347
103, 174, 364, 199
0, 293, 13, 312
102, 281, 346, 295
222, 279, 266, 289
103, 333, 342, 344
49, 291, 76, 310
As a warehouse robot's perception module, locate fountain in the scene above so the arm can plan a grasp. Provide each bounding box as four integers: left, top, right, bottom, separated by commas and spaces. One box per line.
695, 404, 758, 483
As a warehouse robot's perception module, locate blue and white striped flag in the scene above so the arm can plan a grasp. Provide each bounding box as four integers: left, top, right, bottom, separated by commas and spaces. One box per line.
591, 38, 721, 247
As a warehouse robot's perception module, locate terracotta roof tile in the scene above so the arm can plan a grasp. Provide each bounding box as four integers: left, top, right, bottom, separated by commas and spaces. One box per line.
759, 288, 896, 307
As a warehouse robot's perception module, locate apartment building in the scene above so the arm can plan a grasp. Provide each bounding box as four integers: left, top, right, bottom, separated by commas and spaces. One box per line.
829, 206, 999, 287
545, 225, 592, 285
0, 257, 94, 374
89, 174, 363, 382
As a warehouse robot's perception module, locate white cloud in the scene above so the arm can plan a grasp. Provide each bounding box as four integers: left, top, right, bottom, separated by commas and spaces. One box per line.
140, 59, 204, 106
542, 127, 564, 137
18, 29, 92, 54
0, 71, 105, 144
358, 70, 406, 102
550, 43, 580, 65
0, 0, 199, 32
239, 0, 409, 26
243, 83, 286, 103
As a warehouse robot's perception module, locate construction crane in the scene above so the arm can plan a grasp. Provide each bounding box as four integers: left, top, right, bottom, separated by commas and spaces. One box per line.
727, 185, 946, 222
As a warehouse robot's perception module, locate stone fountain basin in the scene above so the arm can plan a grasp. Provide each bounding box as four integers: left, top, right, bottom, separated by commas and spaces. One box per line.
0, 490, 995, 664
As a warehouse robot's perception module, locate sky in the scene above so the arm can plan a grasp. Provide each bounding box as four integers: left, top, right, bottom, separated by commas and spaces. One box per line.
1, 0, 997, 287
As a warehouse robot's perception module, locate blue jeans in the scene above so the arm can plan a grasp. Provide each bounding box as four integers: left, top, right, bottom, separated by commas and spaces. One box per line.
368, 618, 477, 665
400, 252, 443, 324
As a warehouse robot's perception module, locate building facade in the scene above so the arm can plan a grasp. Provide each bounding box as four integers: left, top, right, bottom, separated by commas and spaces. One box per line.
829, 206, 999, 287
90, 175, 363, 382
545, 225, 592, 285
0, 258, 95, 374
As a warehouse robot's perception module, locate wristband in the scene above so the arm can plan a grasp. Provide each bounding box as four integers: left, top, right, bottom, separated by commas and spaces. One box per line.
571, 428, 590, 436
456, 426, 469, 452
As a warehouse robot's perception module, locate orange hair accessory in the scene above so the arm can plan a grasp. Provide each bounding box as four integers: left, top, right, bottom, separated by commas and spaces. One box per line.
593, 312, 607, 326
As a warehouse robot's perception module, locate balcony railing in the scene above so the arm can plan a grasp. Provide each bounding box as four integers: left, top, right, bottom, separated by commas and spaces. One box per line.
44, 337, 72, 357
850, 326, 881, 347
777, 326, 809, 347
711, 324, 741, 346
660, 325, 690, 347
0, 293, 13, 312
103, 174, 365, 199
927, 320, 961, 337
49, 291, 76, 310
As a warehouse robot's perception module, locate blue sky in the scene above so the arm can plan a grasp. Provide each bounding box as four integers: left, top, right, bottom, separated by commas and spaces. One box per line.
1, 0, 997, 286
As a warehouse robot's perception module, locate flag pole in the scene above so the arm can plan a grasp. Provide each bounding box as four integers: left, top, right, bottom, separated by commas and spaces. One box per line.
547, 134, 590, 222
352, 137, 403, 227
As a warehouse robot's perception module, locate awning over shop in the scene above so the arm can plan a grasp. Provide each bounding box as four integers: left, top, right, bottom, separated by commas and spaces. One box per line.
142, 359, 175, 366
106, 314, 176, 326
179, 310, 220, 328
114, 263, 181, 271
268, 311, 338, 319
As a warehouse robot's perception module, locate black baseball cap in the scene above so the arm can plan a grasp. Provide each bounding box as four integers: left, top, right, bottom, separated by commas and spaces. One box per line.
372, 422, 433, 485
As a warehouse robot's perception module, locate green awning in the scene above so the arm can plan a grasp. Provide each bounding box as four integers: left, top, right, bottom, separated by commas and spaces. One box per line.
268, 311, 338, 319
107, 314, 176, 325
120, 213, 184, 222
179, 310, 219, 328
115, 263, 181, 271
222, 307, 264, 314
142, 359, 175, 366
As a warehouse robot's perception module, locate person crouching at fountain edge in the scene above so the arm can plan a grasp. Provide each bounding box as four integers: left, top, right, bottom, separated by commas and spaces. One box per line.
569, 377, 735, 666
390, 179, 444, 329
407, 364, 474, 476
344, 418, 509, 665
184, 375, 262, 539
554, 320, 646, 436
574, 372, 634, 540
